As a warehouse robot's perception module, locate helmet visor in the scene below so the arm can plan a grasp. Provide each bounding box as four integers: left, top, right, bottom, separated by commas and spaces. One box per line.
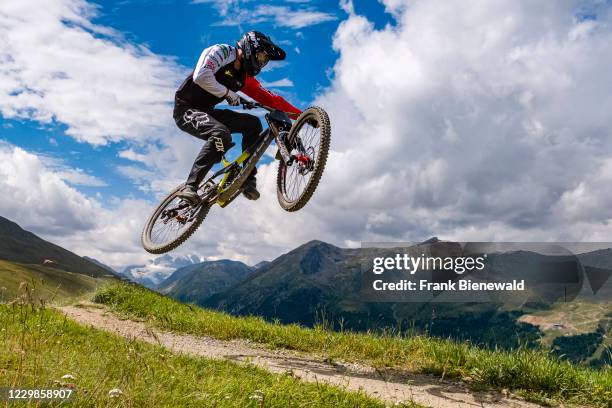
256, 51, 270, 69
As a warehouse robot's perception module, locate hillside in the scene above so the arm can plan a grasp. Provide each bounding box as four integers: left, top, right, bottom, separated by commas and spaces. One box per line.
0, 216, 116, 278
199, 240, 610, 356
202, 241, 513, 335
1, 303, 385, 408
0, 216, 118, 302
203, 240, 356, 325
83, 256, 117, 274
94, 282, 612, 407
0, 260, 106, 303
157, 260, 255, 304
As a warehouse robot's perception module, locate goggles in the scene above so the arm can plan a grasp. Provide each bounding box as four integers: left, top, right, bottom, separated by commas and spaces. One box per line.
256, 51, 270, 68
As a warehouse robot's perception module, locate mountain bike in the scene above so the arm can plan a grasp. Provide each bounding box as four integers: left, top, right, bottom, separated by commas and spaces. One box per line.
141, 98, 331, 254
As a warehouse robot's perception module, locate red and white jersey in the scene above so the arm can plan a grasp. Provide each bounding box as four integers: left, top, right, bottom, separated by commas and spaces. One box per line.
175, 44, 301, 119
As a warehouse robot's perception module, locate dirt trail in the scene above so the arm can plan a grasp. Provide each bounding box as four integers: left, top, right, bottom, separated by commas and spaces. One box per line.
60, 303, 542, 408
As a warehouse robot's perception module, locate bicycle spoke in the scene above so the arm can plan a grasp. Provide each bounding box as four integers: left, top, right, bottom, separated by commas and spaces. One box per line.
280, 120, 323, 203
149, 196, 197, 246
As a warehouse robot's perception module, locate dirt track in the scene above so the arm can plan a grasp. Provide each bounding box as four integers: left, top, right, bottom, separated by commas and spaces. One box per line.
60, 303, 543, 408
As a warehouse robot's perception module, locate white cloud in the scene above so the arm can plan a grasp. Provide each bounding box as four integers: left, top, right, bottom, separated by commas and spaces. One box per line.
195, 1, 337, 29
38, 155, 108, 187
54, 169, 108, 187
190, 0, 239, 16
0, 0, 181, 146
4, 0, 612, 272
0, 142, 101, 235
0, 0, 209, 200
256, 5, 337, 29
261, 60, 289, 73
300, 0, 612, 244
0, 142, 155, 267
553, 158, 612, 224
261, 78, 294, 88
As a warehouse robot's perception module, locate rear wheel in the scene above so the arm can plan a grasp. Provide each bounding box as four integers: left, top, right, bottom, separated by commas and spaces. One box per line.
277, 106, 330, 212
142, 184, 210, 254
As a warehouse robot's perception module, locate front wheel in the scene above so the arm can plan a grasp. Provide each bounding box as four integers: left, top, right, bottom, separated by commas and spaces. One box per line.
142, 184, 210, 254
277, 106, 330, 212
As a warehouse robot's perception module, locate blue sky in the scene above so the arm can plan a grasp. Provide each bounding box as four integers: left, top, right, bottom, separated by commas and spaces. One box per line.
1, 0, 611, 270
1, 0, 393, 204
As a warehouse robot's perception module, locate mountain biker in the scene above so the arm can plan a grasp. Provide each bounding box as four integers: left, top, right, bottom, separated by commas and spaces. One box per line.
174, 31, 301, 203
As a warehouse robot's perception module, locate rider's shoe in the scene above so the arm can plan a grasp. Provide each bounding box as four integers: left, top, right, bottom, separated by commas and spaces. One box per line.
177, 185, 199, 205
242, 175, 260, 200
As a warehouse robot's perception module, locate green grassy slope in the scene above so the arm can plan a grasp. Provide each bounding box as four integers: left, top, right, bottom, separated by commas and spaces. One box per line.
0, 260, 109, 304
96, 282, 612, 407
0, 216, 115, 278
0, 303, 403, 407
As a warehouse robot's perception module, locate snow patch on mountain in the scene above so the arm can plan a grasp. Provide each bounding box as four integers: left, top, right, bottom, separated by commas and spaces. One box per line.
121, 254, 204, 288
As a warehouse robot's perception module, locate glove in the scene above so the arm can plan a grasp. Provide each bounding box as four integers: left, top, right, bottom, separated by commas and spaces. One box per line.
225, 90, 240, 106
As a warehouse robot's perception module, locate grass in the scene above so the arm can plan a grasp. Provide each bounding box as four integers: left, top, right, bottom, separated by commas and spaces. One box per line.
0, 301, 410, 407
95, 282, 612, 407
524, 301, 610, 335
0, 260, 110, 304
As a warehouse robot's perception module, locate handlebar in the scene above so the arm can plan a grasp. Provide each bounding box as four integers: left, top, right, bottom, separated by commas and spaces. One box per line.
239, 97, 273, 112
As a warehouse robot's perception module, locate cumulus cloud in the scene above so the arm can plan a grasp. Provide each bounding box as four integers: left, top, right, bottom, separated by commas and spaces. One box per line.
3, 0, 612, 271
0, 0, 287, 268
0, 0, 213, 220
253, 5, 337, 29
0, 142, 156, 267
0, 0, 181, 145
0, 142, 101, 235
39, 155, 108, 187
293, 0, 612, 244
182, 0, 612, 260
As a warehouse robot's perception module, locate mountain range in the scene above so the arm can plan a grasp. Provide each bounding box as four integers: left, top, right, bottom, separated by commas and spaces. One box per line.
154, 239, 610, 365
1, 213, 608, 366
157, 260, 256, 304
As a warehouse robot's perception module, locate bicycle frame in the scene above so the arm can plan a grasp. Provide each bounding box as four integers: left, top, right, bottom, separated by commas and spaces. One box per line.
197, 98, 294, 207
200, 128, 274, 206
217, 133, 267, 202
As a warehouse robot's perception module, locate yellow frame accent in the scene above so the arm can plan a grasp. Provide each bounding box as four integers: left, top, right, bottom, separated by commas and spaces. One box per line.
216, 150, 252, 205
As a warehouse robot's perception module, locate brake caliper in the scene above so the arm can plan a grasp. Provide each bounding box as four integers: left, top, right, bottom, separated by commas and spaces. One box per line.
295, 147, 315, 174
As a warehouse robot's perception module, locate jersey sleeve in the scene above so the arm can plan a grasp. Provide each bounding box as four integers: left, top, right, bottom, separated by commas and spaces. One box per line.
241, 76, 302, 119
193, 44, 237, 98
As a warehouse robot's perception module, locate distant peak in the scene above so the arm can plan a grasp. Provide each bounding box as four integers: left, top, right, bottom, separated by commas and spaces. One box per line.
301, 240, 339, 250
420, 237, 440, 244
253, 260, 270, 269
